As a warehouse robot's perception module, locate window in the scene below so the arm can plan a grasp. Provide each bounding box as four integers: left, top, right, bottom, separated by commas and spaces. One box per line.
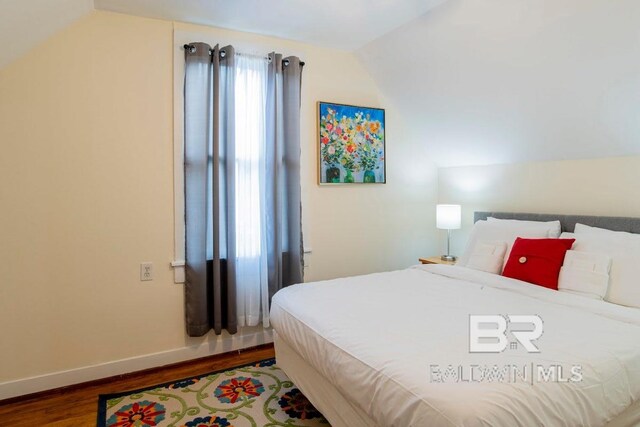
177, 39, 304, 335
232, 54, 269, 327
234, 54, 268, 260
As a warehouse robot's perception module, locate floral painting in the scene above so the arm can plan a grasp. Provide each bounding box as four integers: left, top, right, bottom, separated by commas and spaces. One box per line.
318, 102, 385, 184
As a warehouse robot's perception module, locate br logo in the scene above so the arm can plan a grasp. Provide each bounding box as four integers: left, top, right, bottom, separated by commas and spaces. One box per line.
469, 315, 543, 353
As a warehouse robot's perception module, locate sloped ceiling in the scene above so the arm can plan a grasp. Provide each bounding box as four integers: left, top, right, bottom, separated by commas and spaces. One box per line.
94, 0, 447, 50
357, 0, 640, 166
3, 0, 638, 168
0, 0, 93, 69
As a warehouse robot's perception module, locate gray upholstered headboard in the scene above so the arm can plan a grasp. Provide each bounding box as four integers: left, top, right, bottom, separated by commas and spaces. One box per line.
474, 212, 640, 234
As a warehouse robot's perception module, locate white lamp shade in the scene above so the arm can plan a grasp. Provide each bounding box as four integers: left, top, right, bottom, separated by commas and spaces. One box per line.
436, 204, 461, 230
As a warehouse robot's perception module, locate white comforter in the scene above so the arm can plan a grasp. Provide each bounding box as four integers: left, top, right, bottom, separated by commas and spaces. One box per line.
270, 265, 640, 427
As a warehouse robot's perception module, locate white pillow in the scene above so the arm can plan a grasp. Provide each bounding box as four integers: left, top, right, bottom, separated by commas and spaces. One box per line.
458, 221, 551, 269
466, 241, 507, 274
575, 223, 640, 240
487, 217, 562, 238
558, 249, 611, 300
563, 230, 640, 308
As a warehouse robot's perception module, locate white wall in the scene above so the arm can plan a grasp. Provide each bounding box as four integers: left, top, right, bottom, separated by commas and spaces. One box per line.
357, 0, 640, 167
438, 156, 640, 254
0, 11, 438, 391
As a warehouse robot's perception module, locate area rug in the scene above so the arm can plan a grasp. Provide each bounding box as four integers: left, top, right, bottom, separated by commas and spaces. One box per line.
97, 358, 329, 427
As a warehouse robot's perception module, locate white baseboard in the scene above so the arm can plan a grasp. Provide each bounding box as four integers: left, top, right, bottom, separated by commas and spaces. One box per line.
0, 328, 273, 400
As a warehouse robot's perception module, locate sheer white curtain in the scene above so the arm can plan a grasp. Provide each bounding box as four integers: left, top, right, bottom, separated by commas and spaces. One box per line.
234, 53, 270, 328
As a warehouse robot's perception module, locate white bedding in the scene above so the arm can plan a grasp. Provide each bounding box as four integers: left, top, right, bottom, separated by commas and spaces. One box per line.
270, 265, 640, 427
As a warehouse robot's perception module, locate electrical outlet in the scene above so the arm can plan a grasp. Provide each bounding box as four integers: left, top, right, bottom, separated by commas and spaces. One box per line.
140, 262, 153, 281
303, 247, 312, 268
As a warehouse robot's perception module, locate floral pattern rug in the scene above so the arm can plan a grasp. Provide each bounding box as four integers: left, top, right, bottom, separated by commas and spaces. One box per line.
97, 358, 330, 427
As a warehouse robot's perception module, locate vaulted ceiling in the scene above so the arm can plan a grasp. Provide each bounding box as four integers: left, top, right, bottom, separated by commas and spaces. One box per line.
3, 0, 639, 167
94, 0, 447, 50
0, 0, 93, 69
357, 0, 640, 166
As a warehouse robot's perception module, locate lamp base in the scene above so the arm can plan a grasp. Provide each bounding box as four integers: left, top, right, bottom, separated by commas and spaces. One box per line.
441, 255, 457, 262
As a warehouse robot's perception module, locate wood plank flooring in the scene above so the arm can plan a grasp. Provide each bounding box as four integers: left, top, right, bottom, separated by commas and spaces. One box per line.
0, 344, 275, 426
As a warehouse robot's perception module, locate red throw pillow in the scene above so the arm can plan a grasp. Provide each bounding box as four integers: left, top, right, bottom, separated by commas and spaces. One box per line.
502, 238, 575, 290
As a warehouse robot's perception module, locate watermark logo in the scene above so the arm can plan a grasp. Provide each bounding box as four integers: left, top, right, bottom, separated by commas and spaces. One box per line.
429, 364, 583, 384
428, 314, 583, 384
469, 314, 543, 353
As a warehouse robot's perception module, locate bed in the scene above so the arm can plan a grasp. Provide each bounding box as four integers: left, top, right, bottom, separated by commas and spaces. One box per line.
270, 212, 640, 427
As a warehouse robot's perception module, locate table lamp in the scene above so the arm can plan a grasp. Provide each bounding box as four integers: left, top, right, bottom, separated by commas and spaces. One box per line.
436, 204, 461, 262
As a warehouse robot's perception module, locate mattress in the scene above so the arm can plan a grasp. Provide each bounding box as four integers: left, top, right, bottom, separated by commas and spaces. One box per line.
274, 333, 377, 427
270, 264, 640, 427
274, 331, 640, 427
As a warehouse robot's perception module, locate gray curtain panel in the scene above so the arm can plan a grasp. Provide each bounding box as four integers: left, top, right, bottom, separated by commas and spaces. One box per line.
183, 45, 303, 337
184, 43, 237, 337
265, 53, 304, 300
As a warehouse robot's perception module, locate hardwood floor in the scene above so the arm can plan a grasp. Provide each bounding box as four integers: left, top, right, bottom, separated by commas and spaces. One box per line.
0, 344, 275, 426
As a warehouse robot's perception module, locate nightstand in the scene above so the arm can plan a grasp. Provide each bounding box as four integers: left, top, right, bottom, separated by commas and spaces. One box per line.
419, 256, 456, 266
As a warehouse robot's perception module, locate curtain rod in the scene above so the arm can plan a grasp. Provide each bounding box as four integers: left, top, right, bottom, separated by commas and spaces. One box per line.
183, 44, 305, 67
